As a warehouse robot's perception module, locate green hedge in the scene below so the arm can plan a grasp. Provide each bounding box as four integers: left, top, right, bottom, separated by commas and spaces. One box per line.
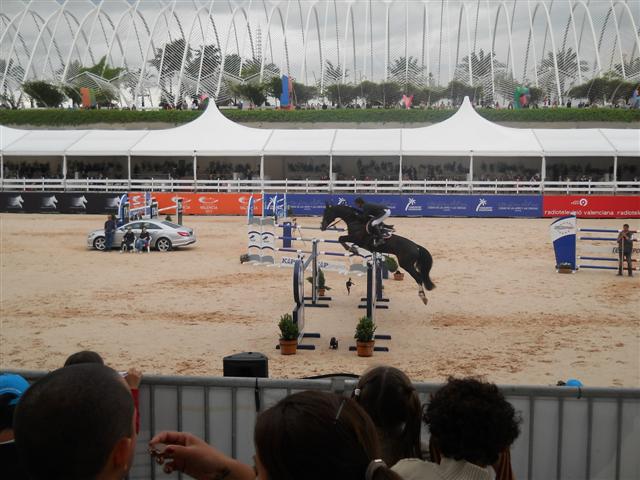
1, 106, 639, 126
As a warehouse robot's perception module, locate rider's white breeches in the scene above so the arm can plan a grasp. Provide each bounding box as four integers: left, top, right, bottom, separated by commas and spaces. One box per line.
371, 209, 391, 226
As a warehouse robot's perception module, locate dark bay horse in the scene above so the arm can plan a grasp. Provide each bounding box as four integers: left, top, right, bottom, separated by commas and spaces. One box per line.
320, 204, 435, 305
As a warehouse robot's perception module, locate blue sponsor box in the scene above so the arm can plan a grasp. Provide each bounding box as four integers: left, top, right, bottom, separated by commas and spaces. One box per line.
263, 194, 542, 218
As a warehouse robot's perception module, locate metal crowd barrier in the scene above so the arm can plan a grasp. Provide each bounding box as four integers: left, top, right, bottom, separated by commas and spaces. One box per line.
5, 371, 639, 480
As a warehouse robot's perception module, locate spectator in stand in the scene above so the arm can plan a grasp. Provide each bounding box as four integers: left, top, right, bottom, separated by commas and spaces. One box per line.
13, 364, 137, 480
104, 214, 117, 251
352, 366, 423, 466
64, 350, 142, 434
0, 373, 30, 478
150, 391, 402, 480
393, 377, 520, 480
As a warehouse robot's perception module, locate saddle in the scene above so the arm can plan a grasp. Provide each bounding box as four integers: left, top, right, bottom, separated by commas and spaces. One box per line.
365, 219, 394, 239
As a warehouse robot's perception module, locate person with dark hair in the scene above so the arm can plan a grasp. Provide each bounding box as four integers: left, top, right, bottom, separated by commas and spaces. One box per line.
354, 197, 393, 247
393, 377, 520, 480
63, 349, 105, 366
63, 350, 142, 434
150, 390, 402, 480
121, 227, 135, 253
617, 224, 636, 277
352, 366, 423, 466
136, 226, 151, 253
104, 214, 116, 251
13, 364, 137, 480
0, 373, 30, 478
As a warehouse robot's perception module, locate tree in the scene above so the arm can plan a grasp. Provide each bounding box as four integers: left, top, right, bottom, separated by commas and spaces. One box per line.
265, 75, 283, 100
326, 83, 356, 106
538, 47, 588, 97
292, 83, 317, 104
79, 55, 124, 81
379, 82, 403, 107
358, 80, 382, 105
230, 82, 266, 106
442, 80, 477, 104
149, 39, 192, 101
22, 80, 65, 107
186, 44, 221, 79
568, 76, 636, 104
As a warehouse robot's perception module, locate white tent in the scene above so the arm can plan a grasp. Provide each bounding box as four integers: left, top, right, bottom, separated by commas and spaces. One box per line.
402, 98, 543, 156
597, 129, 640, 157
332, 128, 402, 156
533, 129, 616, 156
0, 126, 29, 150
130, 103, 270, 156
263, 129, 335, 156
66, 130, 150, 156
3, 130, 90, 156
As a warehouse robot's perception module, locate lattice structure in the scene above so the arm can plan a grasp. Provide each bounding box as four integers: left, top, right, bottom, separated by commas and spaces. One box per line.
1, 1, 638, 108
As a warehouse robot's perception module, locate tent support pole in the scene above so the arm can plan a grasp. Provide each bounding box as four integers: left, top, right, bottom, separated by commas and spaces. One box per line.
398, 154, 403, 191
0, 153, 3, 190
62, 155, 67, 191
540, 156, 546, 182
328, 154, 333, 193
127, 154, 131, 190
193, 152, 197, 191
469, 154, 474, 191
613, 155, 617, 184
260, 155, 265, 193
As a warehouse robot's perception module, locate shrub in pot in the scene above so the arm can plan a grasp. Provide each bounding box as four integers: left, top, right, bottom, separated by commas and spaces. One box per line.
278, 313, 299, 355
307, 268, 331, 296
385, 255, 404, 280
354, 316, 376, 357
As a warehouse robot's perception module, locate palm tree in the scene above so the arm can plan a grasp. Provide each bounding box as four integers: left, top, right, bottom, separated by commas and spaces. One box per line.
149, 39, 192, 102
388, 56, 423, 89
324, 60, 348, 85
537, 48, 589, 98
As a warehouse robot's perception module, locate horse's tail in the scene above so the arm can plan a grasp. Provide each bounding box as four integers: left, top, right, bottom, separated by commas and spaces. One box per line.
418, 246, 435, 291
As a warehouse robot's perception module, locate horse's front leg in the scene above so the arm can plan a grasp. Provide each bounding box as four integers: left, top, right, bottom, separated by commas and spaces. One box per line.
338, 235, 359, 255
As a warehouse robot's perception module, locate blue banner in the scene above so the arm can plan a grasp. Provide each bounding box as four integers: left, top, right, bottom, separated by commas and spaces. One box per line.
263, 194, 542, 218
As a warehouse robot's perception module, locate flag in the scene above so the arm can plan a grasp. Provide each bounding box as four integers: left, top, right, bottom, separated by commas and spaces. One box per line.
80, 87, 96, 108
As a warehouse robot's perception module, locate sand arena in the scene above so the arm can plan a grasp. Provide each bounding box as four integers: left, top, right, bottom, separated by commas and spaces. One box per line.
0, 214, 638, 387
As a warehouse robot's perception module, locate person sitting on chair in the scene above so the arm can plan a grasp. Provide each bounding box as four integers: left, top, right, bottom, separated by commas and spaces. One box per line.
136, 226, 151, 253
354, 197, 393, 247
121, 227, 135, 253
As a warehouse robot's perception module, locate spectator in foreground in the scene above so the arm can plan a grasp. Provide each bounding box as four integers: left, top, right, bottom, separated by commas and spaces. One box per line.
0, 373, 30, 477
150, 390, 402, 480
63, 350, 142, 434
352, 366, 423, 466
14, 364, 136, 480
121, 226, 135, 253
393, 377, 520, 480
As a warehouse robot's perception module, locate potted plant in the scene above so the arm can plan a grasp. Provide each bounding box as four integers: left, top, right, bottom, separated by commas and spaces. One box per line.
354, 316, 376, 357
307, 268, 331, 297
278, 313, 299, 355
383, 256, 398, 280
384, 256, 404, 280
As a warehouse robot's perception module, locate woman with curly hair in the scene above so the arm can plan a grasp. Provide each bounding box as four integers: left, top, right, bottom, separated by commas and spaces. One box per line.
393, 377, 520, 480
352, 366, 423, 466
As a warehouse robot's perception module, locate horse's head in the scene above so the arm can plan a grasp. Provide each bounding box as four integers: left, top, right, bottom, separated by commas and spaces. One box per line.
320, 203, 337, 231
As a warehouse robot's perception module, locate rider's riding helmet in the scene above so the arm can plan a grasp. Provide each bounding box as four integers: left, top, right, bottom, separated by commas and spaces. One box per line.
354, 197, 365, 206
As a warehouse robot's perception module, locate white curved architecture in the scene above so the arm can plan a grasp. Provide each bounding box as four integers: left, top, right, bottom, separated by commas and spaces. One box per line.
0, 0, 639, 107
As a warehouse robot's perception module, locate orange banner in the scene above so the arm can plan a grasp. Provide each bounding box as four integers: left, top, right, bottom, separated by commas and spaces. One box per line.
128, 192, 262, 216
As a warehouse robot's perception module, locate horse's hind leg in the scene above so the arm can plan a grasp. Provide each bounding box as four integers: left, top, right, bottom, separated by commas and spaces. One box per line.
403, 263, 428, 306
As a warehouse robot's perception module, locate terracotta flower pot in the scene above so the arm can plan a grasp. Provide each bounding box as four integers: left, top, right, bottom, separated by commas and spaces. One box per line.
393, 272, 404, 281
279, 339, 298, 355
356, 340, 375, 357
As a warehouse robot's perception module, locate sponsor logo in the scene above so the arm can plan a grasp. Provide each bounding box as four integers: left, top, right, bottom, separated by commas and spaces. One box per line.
198, 196, 218, 205
280, 256, 297, 265
41, 195, 58, 209
248, 233, 260, 242
405, 197, 422, 212
70, 195, 88, 209
106, 196, 120, 208
570, 198, 589, 207
8, 195, 24, 208
475, 198, 493, 212
337, 197, 348, 206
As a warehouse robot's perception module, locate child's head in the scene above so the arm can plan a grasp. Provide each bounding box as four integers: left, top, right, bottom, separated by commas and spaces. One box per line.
352, 366, 423, 464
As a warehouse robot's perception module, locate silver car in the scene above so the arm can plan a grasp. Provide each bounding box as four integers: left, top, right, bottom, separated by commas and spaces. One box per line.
87, 219, 196, 252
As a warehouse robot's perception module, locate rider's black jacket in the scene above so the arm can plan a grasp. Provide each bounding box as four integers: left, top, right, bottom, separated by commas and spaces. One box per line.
359, 202, 387, 218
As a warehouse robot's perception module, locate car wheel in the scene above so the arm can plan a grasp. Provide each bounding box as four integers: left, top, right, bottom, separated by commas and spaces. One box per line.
93, 236, 106, 251
156, 237, 172, 252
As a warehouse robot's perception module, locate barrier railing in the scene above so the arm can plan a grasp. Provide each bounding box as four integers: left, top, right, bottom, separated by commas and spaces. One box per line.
2, 177, 639, 194
5, 370, 639, 480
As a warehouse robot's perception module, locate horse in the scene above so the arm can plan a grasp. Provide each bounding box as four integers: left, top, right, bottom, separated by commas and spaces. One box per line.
320, 204, 435, 305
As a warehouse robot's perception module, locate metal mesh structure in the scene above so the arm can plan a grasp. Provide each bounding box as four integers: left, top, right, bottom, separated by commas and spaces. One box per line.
1, 1, 639, 107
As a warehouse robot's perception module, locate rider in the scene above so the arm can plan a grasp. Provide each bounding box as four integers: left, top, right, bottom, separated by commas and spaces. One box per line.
354, 197, 392, 246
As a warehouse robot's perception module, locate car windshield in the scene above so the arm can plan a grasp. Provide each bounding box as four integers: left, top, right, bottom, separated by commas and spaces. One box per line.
162, 221, 182, 229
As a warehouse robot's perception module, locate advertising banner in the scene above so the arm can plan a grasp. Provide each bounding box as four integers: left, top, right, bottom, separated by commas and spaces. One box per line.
128, 192, 262, 216
543, 196, 640, 218
265, 194, 542, 218
0, 192, 124, 214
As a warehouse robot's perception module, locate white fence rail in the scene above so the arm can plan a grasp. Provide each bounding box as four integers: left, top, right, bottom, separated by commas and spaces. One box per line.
5, 371, 640, 480
2, 178, 639, 194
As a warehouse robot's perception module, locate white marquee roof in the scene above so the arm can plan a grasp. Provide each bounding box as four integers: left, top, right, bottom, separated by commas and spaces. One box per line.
1, 98, 638, 158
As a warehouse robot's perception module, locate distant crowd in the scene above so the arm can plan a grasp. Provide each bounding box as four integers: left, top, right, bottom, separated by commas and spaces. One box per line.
1, 357, 522, 480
